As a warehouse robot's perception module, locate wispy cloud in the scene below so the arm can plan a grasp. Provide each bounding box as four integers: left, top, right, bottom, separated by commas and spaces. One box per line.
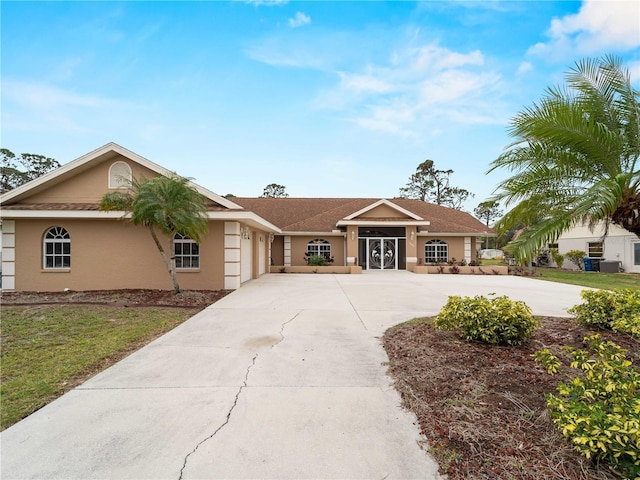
528, 0, 640, 59
243, 0, 288, 6
289, 11, 310, 28
314, 43, 505, 135
3, 80, 123, 109
2, 80, 133, 134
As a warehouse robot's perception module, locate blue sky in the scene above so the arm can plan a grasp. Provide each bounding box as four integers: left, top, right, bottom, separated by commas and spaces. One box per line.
2, 1, 639, 211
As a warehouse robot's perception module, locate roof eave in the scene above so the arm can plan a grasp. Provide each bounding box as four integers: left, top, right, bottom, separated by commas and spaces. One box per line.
0, 209, 282, 233
336, 220, 431, 227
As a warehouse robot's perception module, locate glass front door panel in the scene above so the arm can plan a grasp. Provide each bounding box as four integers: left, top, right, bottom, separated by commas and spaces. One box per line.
367, 238, 397, 270
369, 239, 382, 270
382, 239, 396, 269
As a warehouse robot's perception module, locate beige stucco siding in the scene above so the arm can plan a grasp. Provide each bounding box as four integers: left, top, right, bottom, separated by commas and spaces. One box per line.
13, 219, 225, 291
271, 235, 284, 266
289, 236, 345, 266
25, 156, 159, 204
359, 204, 411, 219
419, 236, 466, 263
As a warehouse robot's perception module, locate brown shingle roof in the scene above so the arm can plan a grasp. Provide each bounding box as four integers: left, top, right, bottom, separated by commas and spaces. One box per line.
232, 198, 492, 235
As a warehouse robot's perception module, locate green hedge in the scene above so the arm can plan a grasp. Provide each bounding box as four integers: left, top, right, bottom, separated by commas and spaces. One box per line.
568, 289, 640, 339
434, 295, 538, 345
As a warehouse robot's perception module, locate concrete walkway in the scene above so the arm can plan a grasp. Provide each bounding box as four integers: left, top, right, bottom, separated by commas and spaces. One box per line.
1, 272, 586, 479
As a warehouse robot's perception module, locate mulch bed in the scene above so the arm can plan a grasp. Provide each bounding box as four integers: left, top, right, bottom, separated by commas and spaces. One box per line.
383, 317, 639, 480
0, 289, 230, 309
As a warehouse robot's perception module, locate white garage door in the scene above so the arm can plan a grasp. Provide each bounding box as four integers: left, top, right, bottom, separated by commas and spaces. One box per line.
241, 232, 253, 283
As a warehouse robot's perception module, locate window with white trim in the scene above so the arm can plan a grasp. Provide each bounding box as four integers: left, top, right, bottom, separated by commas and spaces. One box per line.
425, 239, 448, 263
174, 233, 199, 269
307, 238, 331, 259
588, 242, 604, 258
109, 161, 132, 189
43, 227, 70, 269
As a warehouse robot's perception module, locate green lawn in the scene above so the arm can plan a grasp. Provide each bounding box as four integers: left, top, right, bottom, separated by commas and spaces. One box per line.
528, 268, 640, 290
0, 305, 198, 430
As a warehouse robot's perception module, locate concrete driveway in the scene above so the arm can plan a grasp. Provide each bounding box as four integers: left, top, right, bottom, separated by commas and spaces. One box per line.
1, 272, 586, 479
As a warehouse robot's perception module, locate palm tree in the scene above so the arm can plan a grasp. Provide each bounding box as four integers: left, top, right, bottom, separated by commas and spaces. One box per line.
100, 174, 208, 293
488, 55, 640, 260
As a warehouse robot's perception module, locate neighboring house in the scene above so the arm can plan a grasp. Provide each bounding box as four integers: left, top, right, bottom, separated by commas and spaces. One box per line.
556, 222, 640, 273
0, 143, 493, 292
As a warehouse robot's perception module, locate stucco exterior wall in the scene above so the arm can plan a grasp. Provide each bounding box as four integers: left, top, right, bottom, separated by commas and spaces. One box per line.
359, 204, 411, 219
289, 235, 346, 266
418, 236, 466, 264
25, 155, 159, 204
271, 235, 284, 266
13, 219, 226, 291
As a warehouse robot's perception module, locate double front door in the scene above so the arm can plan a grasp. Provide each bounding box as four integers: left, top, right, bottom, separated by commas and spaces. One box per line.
360, 238, 405, 270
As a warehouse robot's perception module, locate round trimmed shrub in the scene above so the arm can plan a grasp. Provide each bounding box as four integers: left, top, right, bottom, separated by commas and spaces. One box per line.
434, 295, 538, 345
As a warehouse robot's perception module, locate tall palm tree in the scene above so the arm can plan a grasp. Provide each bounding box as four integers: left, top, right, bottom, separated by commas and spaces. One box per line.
100, 174, 208, 293
488, 55, 640, 260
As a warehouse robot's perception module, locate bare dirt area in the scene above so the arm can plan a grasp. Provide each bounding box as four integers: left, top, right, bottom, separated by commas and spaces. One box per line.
383, 317, 639, 480
0, 289, 230, 309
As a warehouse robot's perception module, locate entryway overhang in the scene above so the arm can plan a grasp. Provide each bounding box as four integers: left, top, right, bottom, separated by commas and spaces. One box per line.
336, 220, 431, 227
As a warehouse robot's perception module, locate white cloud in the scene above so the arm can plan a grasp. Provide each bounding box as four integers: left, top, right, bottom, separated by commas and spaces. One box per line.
3, 80, 122, 109
243, 0, 288, 6
338, 71, 394, 94
528, 0, 640, 58
320, 43, 504, 135
289, 11, 311, 28
1, 80, 134, 135
517, 61, 533, 75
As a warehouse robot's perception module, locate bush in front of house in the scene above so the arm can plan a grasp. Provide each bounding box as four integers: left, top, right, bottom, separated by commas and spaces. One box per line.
307, 255, 329, 266
568, 289, 640, 339
434, 295, 538, 346
550, 248, 564, 268
565, 250, 586, 270
534, 335, 640, 478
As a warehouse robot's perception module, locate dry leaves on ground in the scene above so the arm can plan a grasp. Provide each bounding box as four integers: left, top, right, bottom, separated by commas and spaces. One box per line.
383, 317, 639, 480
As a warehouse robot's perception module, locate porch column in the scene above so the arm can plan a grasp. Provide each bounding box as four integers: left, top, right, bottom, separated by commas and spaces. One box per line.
1, 220, 16, 291
346, 225, 358, 266
224, 222, 241, 290
284, 235, 291, 266
406, 225, 418, 270
464, 236, 472, 264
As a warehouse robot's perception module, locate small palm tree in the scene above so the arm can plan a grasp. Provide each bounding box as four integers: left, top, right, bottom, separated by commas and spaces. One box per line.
100, 174, 208, 293
488, 55, 640, 260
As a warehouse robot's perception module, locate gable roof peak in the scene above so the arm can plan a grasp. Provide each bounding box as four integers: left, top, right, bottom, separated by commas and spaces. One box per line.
0, 142, 242, 210
343, 198, 424, 221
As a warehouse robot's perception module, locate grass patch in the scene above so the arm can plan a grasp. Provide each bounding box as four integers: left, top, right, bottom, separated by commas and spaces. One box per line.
529, 268, 640, 290
1, 304, 199, 430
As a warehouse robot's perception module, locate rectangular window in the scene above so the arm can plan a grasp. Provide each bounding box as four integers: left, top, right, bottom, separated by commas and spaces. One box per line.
634, 243, 640, 266
588, 242, 604, 258
425, 245, 448, 263
175, 235, 199, 269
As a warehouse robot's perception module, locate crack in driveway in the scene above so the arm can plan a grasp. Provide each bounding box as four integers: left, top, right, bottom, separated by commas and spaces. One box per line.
178, 311, 300, 479
178, 354, 257, 480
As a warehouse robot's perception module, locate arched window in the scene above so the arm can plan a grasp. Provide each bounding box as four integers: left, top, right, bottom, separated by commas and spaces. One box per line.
43, 227, 70, 269
306, 238, 331, 260
174, 233, 199, 269
108, 161, 132, 189
425, 239, 448, 264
